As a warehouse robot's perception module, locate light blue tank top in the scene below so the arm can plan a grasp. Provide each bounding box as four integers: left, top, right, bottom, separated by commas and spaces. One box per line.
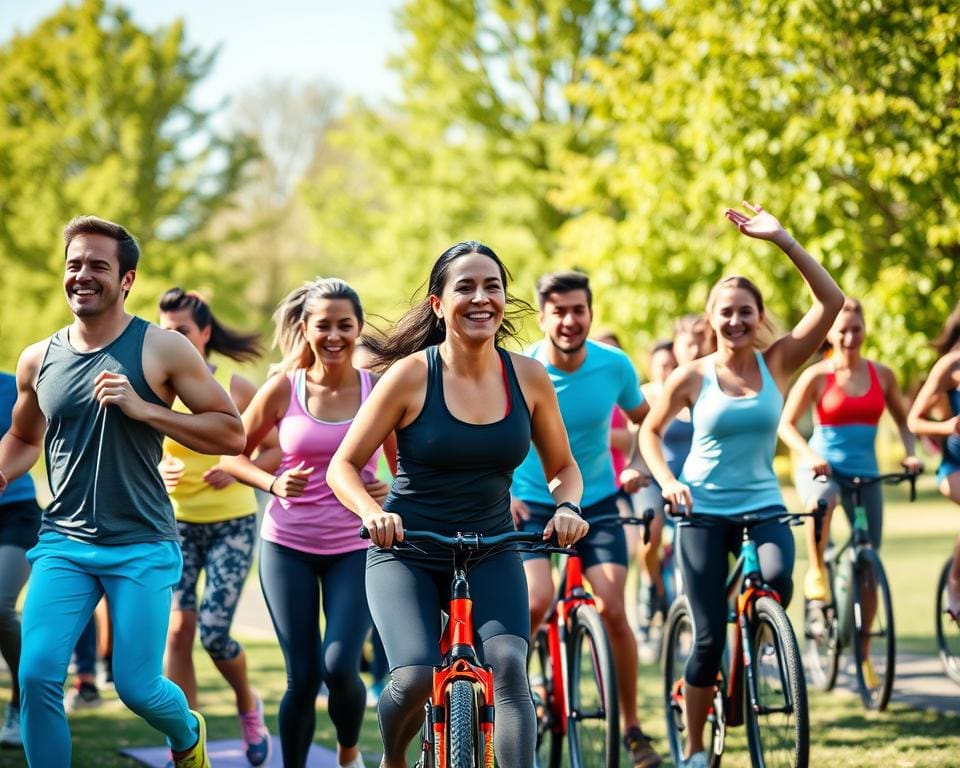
680, 352, 785, 516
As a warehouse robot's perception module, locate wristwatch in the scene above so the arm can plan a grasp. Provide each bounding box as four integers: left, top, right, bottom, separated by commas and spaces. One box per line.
555, 501, 582, 516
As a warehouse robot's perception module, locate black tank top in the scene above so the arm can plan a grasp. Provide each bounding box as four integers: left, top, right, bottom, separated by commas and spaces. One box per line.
36, 317, 177, 544
381, 345, 531, 553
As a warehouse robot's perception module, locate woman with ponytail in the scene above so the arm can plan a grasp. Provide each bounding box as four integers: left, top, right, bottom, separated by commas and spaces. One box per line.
221, 278, 394, 768
909, 301, 960, 619
157, 287, 273, 765
327, 242, 587, 767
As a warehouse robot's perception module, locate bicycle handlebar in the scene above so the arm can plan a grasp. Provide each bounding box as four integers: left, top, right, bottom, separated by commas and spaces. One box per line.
584, 509, 656, 545
358, 525, 570, 554
815, 471, 918, 502
664, 502, 821, 529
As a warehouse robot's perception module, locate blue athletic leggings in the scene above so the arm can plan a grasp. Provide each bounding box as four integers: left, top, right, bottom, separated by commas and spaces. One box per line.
20, 532, 198, 767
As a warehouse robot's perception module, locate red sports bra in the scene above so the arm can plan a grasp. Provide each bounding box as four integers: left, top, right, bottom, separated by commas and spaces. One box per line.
815, 361, 885, 427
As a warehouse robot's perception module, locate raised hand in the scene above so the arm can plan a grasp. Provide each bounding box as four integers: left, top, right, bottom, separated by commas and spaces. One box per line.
724, 201, 788, 243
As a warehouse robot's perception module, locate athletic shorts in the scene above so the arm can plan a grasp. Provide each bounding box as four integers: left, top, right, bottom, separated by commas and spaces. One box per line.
793, 468, 883, 549
518, 492, 627, 568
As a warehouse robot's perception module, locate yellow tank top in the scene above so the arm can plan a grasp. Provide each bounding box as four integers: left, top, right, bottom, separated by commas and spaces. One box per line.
163, 366, 258, 524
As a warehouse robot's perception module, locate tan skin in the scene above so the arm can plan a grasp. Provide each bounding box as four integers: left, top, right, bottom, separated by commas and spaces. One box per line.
157, 307, 282, 714
908, 348, 960, 614
512, 288, 653, 737
640, 203, 844, 758
220, 297, 396, 766
327, 253, 586, 768
779, 307, 921, 654
0, 233, 244, 762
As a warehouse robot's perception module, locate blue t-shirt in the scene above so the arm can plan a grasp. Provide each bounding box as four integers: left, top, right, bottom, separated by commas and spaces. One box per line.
511, 339, 644, 507
0, 372, 36, 505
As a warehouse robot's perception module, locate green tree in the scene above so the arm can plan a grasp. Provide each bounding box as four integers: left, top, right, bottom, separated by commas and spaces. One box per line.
0, 0, 256, 366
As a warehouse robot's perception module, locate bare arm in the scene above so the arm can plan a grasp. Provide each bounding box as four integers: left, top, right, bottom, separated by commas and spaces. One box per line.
908, 353, 960, 438
877, 363, 921, 470
777, 365, 829, 475
0, 343, 48, 492
726, 203, 844, 383
639, 364, 700, 511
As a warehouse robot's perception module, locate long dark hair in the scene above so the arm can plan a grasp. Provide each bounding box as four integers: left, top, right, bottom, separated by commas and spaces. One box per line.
159, 288, 262, 362
933, 300, 960, 356
273, 277, 364, 373
364, 241, 533, 369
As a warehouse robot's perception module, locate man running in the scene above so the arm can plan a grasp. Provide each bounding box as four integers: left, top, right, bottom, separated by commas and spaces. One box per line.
512, 271, 662, 767
0, 216, 246, 768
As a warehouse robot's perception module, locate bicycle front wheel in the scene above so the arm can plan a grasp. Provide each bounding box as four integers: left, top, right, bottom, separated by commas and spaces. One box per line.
529, 627, 562, 768
851, 548, 895, 710
935, 557, 960, 686
745, 596, 809, 768
566, 604, 619, 768
447, 679, 480, 768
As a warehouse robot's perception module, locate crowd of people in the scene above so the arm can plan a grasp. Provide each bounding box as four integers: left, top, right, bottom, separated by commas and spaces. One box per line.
0, 206, 957, 768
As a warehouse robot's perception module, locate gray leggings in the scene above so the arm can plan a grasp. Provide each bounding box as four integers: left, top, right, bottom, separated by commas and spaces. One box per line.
377, 634, 534, 767
677, 515, 795, 688
0, 545, 31, 705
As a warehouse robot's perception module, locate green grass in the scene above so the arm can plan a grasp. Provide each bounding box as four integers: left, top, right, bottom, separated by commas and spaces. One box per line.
0, 477, 957, 767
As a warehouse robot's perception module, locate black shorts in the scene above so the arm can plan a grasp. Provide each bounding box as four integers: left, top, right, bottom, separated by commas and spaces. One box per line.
0, 498, 41, 550
366, 547, 529, 670
518, 493, 627, 569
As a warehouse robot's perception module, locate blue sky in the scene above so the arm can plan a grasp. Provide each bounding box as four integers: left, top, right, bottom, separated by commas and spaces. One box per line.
0, 0, 402, 106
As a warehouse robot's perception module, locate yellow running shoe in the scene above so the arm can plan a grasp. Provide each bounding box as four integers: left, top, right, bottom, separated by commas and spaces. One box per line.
861, 658, 880, 690
804, 566, 831, 603
173, 710, 210, 768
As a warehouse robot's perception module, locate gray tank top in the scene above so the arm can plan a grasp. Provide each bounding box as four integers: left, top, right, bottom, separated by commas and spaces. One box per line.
36, 317, 178, 544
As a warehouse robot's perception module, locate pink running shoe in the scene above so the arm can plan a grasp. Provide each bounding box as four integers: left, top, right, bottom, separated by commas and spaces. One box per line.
239, 696, 271, 766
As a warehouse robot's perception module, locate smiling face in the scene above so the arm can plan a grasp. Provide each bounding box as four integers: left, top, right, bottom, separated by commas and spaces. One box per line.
63, 233, 134, 317
539, 290, 592, 355
430, 252, 506, 343
159, 308, 211, 357
828, 307, 866, 354
708, 286, 762, 351
301, 298, 362, 365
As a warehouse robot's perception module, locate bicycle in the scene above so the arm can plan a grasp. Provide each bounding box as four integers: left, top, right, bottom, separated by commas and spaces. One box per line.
662, 507, 816, 768
528, 512, 653, 768
803, 471, 917, 711
360, 525, 565, 768
935, 554, 960, 686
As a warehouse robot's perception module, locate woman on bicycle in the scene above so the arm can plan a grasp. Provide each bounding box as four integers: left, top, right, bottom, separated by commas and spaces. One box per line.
908, 300, 960, 618
222, 278, 393, 768
779, 297, 921, 603
157, 288, 273, 765
327, 241, 587, 768
639, 203, 843, 768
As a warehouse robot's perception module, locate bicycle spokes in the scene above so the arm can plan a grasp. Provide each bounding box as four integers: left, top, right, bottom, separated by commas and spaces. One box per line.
852, 551, 895, 710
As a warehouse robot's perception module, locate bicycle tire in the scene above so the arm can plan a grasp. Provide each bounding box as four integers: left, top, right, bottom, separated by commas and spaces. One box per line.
662, 596, 724, 768
566, 604, 619, 768
803, 559, 840, 692
744, 596, 809, 768
529, 627, 562, 768
447, 679, 478, 768
935, 557, 960, 686
851, 548, 895, 710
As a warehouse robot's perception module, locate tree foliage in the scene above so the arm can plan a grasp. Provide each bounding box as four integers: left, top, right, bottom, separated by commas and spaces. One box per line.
0, 0, 257, 367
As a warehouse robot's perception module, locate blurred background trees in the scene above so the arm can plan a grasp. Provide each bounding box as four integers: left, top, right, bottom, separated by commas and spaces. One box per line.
1, 0, 957, 382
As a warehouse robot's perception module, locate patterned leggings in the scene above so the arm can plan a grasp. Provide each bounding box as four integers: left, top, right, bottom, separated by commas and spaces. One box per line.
172, 514, 257, 661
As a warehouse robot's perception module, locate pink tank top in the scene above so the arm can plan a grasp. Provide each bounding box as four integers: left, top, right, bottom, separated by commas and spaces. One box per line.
261, 368, 380, 555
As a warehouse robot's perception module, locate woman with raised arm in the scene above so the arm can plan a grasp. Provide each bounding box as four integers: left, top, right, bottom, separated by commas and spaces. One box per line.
327, 241, 587, 768
221, 278, 394, 768
639, 203, 844, 768
156, 288, 274, 765
908, 301, 960, 618
779, 298, 921, 603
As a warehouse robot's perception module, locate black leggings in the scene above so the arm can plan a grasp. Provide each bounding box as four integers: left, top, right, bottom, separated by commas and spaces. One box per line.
677, 516, 795, 688
259, 541, 370, 767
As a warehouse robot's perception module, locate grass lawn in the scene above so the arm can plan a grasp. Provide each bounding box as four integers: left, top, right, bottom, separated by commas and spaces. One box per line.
0, 476, 957, 766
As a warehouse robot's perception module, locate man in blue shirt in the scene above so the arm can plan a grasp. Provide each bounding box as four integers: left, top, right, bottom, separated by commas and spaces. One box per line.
512, 271, 661, 767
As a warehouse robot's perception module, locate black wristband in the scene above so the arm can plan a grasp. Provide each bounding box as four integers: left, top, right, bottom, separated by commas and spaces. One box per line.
555, 501, 582, 516
267, 477, 277, 495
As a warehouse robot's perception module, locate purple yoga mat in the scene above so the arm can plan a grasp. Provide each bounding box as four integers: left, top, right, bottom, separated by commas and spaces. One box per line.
120, 739, 342, 767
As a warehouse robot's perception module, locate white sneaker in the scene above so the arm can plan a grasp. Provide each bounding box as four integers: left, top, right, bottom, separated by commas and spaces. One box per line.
0, 704, 21, 748
681, 751, 709, 768
340, 755, 366, 768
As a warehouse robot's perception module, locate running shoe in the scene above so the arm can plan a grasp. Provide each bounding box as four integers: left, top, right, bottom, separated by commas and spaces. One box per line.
173, 710, 209, 768
339, 755, 366, 768
861, 658, 880, 690
624, 725, 663, 767
0, 704, 21, 748
680, 751, 709, 768
64, 681, 102, 712
804, 566, 830, 603
239, 696, 271, 766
